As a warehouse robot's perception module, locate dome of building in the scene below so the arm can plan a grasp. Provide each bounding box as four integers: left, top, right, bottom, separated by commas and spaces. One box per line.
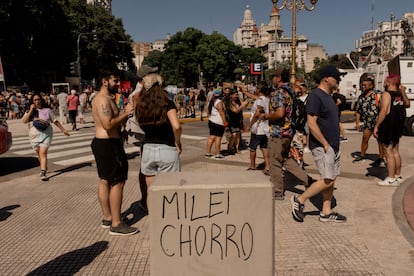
244, 5, 252, 20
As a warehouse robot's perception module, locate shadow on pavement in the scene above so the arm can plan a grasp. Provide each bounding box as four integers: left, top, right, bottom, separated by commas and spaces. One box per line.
122, 200, 148, 226
0, 157, 39, 176
0, 204, 21, 221
366, 166, 387, 180
285, 172, 338, 212
27, 241, 109, 276
48, 162, 93, 179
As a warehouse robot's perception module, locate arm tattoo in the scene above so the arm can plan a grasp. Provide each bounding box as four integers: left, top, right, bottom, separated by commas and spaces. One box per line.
101, 102, 111, 116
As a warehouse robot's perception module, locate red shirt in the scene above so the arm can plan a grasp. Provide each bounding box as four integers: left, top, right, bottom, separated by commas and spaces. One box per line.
67, 95, 80, 111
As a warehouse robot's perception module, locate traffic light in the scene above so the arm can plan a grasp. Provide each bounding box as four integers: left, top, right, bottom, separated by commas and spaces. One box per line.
92, 30, 98, 41
70, 61, 78, 75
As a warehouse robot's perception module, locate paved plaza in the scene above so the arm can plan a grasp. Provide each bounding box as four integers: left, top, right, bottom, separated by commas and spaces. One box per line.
1, 117, 414, 275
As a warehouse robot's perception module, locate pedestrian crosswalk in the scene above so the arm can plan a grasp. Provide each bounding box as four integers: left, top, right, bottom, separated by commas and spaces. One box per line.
10, 131, 140, 167
10, 130, 208, 167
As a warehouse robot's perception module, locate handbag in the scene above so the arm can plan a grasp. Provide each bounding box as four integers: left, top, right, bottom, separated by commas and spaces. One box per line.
33, 118, 50, 131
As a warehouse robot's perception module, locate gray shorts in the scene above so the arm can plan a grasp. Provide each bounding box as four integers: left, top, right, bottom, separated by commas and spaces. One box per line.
311, 146, 340, 180
141, 143, 180, 176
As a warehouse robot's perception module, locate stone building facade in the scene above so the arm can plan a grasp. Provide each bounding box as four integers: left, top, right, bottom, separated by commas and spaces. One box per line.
234, 5, 326, 72
356, 12, 414, 60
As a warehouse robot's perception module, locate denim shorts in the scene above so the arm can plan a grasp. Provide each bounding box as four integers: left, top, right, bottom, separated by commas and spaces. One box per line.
248, 133, 268, 151
312, 146, 340, 180
29, 125, 53, 151
141, 143, 180, 176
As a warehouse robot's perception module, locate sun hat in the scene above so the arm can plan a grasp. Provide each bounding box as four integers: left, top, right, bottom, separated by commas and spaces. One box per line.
137, 65, 159, 78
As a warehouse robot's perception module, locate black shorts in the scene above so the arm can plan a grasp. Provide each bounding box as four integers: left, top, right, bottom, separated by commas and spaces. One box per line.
249, 133, 268, 151
208, 120, 225, 137
91, 138, 128, 185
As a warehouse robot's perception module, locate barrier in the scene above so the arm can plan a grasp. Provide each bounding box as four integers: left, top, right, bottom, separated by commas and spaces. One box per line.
149, 171, 274, 276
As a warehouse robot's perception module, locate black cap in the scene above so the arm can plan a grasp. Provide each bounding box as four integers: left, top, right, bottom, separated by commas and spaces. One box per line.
319, 65, 346, 82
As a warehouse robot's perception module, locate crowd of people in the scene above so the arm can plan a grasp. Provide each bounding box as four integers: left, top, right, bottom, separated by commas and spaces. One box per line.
198, 65, 410, 224
3, 61, 409, 235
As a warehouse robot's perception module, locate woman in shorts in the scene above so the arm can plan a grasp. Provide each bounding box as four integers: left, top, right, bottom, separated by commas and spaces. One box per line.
135, 73, 182, 209
205, 89, 228, 159
225, 89, 249, 154
22, 94, 69, 180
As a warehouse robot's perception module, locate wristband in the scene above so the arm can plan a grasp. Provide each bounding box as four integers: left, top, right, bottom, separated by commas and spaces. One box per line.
223, 122, 229, 127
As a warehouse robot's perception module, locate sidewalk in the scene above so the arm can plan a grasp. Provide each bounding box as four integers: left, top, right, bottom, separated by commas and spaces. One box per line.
1, 120, 414, 274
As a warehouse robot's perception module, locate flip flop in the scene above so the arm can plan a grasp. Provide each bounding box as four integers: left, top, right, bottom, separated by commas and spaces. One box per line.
246, 168, 256, 171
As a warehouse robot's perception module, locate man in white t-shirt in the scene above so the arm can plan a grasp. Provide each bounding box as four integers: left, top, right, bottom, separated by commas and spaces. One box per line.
56, 89, 68, 124
247, 81, 270, 174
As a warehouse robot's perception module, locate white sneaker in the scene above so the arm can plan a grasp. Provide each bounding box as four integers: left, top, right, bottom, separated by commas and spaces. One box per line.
303, 147, 311, 154
396, 175, 404, 184
377, 177, 399, 187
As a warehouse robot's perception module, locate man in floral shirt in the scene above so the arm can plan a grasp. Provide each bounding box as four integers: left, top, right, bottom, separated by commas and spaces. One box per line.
259, 68, 308, 200
353, 75, 385, 166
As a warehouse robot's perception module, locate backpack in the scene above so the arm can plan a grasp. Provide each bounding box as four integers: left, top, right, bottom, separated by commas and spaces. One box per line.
292, 96, 307, 131
337, 93, 347, 111
280, 86, 307, 131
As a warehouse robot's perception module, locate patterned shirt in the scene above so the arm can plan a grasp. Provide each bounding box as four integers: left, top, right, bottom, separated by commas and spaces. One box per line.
269, 85, 294, 138
355, 91, 381, 130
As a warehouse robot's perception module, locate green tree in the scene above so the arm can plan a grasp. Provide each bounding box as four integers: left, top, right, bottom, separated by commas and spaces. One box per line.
0, 0, 72, 90
195, 32, 241, 84
143, 50, 163, 69
157, 28, 265, 87
64, 1, 136, 83
161, 28, 205, 87
0, 0, 135, 91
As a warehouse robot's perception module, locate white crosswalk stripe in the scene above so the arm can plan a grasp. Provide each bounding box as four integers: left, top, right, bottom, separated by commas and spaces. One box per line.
181, 134, 205, 141
53, 147, 139, 166
9, 130, 207, 167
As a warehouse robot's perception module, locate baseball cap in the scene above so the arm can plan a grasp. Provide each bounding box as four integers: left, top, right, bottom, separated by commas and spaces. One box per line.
319, 65, 346, 82
213, 89, 221, 96
137, 65, 159, 78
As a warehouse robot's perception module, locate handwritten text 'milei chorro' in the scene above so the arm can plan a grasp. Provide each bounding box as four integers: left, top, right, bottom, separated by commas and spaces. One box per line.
159, 190, 254, 260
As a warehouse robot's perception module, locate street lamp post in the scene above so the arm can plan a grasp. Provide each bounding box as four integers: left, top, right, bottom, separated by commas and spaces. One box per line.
272, 0, 317, 85
76, 30, 99, 93
390, 13, 396, 57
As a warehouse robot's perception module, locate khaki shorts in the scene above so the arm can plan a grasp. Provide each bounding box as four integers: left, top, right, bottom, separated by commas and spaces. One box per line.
311, 146, 340, 180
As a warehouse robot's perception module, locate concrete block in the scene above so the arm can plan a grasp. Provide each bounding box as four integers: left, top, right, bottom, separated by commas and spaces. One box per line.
149, 171, 274, 276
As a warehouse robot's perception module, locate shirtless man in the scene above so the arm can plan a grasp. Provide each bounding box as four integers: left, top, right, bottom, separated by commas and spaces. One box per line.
91, 69, 138, 236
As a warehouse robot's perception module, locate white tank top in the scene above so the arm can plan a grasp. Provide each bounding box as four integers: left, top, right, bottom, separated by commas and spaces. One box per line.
209, 99, 224, 125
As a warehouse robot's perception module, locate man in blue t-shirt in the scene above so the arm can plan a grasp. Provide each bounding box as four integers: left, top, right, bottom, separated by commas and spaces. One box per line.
291, 65, 347, 223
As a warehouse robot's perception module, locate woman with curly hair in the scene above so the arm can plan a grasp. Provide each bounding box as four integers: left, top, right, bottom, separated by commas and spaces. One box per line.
135, 74, 182, 209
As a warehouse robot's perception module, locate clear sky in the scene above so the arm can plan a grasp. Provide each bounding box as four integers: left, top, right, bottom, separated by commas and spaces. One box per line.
112, 0, 412, 56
